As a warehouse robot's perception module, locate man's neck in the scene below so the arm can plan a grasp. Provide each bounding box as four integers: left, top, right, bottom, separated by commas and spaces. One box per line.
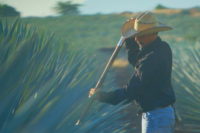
139, 36, 157, 48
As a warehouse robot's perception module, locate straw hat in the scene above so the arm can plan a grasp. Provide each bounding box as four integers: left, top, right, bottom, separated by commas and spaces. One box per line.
121, 11, 172, 38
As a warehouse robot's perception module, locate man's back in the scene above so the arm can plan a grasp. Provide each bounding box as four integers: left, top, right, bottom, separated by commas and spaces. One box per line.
125, 37, 176, 112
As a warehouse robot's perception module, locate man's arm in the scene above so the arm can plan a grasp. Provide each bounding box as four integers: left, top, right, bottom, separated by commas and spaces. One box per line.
89, 38, 140, 105
125, 38, 140, 66
94, 89, 128, 105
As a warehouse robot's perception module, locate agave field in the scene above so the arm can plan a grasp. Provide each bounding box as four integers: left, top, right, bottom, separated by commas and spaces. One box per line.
171, 41, 200, 131
0, 17, 200, 133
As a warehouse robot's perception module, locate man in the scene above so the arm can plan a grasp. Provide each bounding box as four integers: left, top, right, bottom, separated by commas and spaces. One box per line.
89, 12, 176, 133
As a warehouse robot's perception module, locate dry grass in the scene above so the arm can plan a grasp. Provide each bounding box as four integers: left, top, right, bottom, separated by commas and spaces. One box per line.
189, 9, 200, 17
112, 59, 129, 68
152, 9, 183, 14
162, 35, 185, 42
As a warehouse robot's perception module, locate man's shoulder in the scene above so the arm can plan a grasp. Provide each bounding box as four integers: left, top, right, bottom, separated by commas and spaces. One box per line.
157, 39, 172, 53
156, 39, 173, 62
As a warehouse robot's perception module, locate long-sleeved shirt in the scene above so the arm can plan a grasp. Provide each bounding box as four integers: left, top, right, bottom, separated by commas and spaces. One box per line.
96, 37, 176, 112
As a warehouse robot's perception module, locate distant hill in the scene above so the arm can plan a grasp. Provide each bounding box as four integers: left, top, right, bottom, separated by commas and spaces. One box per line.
120, 6, 200, 17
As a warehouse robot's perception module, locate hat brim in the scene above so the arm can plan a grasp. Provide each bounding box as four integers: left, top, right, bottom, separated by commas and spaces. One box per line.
121, 20, 173, 38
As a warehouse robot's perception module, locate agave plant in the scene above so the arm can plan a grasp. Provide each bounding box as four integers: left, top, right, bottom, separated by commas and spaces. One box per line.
0, 19, 137, 133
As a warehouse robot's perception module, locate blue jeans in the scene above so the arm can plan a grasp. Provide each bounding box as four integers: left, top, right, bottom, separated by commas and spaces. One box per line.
142, 106, 175, 133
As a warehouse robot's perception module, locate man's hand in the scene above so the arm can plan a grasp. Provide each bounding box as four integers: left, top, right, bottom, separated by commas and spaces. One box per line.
89, 88, 97, 98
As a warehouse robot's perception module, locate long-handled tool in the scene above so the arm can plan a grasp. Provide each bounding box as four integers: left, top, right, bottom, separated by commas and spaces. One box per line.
75, 18, 137, 126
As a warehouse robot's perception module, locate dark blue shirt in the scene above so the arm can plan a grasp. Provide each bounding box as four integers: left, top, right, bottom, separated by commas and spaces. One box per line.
96, 37, 176, 112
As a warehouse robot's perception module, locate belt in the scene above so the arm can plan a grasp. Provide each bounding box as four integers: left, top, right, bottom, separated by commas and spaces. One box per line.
137, 104, 172, 116
155, 104, 172, 110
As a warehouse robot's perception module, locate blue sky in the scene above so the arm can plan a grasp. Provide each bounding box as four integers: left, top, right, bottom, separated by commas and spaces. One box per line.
1, 0, 200, 17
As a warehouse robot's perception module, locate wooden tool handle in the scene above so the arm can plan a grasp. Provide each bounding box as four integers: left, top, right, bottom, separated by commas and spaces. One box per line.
75, 37, 125, 126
